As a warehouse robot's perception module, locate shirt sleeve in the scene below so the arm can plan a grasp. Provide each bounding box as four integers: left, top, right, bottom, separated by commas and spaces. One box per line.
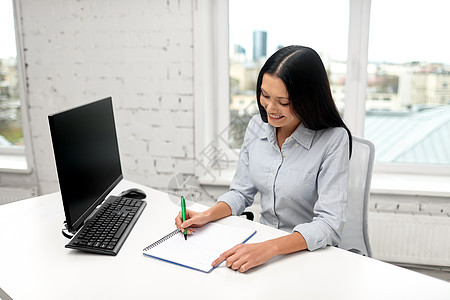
293, 129, 349, 251
217, 118, 259, 216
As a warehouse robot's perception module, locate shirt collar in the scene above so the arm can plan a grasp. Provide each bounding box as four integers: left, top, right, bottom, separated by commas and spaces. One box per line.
291, 123, 315, 150
259, 122, 316, 150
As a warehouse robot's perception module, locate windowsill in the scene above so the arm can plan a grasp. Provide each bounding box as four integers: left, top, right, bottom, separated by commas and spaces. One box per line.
0, 153, 30, 174
198, 169, 450, 198
370, 173, 450, 197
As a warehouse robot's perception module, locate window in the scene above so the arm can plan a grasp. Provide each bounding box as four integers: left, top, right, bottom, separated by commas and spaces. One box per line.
365, 0, 450, 167
0, 1, 23, 148
228, 0, 349, 149
0, 0, 29, 171
194, 0, 449, 181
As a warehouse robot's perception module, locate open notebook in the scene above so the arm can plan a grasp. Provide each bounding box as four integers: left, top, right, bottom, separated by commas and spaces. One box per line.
142, 222, 256, 273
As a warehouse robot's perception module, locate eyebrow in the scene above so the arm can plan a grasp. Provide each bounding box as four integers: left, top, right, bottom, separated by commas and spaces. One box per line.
261, 87, 290, 100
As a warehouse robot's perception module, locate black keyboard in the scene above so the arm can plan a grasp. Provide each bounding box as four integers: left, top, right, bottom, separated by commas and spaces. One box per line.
65, 195, 147, 255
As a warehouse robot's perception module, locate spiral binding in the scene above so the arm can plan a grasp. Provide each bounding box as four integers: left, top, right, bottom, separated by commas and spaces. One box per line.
143, 229, 180, 251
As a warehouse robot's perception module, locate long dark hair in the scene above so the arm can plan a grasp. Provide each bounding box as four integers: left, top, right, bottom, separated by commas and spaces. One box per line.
256, 45, 352, 157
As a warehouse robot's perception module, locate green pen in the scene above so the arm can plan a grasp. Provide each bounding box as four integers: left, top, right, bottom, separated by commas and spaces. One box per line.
181, 196, 187, 240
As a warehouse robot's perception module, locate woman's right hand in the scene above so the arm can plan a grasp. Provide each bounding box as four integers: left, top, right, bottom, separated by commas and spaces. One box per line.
175, 202, 232, 235
175, 209, 211, 235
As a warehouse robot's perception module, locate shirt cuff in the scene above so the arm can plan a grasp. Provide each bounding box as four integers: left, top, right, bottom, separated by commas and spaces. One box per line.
217, 190, 246, 216
293, 222, 328, 251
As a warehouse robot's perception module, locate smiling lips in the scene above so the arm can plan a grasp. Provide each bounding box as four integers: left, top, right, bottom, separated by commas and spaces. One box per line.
268, 113, 284, 120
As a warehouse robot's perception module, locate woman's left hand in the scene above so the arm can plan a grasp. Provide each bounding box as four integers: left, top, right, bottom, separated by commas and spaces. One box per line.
211, 242, 275, 273
211, 232, 308, 273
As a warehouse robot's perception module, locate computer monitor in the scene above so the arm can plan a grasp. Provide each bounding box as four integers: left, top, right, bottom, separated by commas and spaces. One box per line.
48, 97, 123, 233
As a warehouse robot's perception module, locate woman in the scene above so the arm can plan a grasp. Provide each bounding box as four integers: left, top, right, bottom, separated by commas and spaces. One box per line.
175, 45, 352, 273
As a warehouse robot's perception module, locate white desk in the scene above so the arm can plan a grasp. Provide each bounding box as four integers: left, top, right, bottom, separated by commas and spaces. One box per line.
1, 180, 449, 300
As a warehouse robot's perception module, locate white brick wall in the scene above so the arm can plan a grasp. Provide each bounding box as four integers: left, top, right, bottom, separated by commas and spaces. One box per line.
18, 0, 195, 194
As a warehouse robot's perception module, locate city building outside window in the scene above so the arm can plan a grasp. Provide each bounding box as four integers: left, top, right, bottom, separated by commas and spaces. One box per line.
227, 0, 449, 171
365, 0, 450, 167
228, 0, 349, 149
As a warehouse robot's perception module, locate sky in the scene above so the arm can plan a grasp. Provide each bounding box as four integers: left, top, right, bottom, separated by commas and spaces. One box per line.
230, 0, 349, 61
0, 0, 16, 58
230, 0, 450, 65
1, 0, 450, 64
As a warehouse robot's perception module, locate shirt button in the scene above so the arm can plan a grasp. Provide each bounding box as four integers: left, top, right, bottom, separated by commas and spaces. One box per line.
272, 170, 275, 175
296, 144, 299, 147
282, 153, 286, 158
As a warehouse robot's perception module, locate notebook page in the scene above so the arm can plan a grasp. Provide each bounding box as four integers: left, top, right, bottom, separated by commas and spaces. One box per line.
143, 222, 256, 272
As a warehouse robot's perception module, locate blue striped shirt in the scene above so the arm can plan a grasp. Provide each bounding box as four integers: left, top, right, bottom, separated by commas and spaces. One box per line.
218, 115, 349, 251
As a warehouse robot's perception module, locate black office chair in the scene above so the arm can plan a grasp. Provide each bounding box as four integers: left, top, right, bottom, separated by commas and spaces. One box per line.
241, 211, 254, 221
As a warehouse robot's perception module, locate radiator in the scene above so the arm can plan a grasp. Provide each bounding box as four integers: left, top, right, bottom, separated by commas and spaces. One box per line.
369, 212, 450, 267
0, 187, 38, 205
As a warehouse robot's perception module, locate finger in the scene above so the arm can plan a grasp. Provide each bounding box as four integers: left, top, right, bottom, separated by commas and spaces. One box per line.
174, 211, 184, 229
181, 218, 194, 229
180, 209, 196, 223
211, 253, 227, 267
211, 249, 235, 267
212, 245, 241, 267
181, 214, 204, 229
230, 258, 244, 271
238, 261, 251, 273
227, 252, 245, 270
176, 213, 191, 230
180, 218, 198, 235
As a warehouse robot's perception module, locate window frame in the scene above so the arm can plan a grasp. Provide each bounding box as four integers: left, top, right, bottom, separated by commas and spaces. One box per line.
193, 0, 239, 181
0, 0, 34, 174
194, 0, 450, 180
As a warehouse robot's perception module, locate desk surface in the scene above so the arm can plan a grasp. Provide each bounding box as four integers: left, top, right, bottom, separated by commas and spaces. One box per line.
1, 180, 449, 300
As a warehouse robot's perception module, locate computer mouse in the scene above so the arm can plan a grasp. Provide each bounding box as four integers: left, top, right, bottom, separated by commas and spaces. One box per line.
118, 188, 147, 199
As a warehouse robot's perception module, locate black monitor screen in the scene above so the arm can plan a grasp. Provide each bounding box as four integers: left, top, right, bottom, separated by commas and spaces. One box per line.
49, 97, 123, 232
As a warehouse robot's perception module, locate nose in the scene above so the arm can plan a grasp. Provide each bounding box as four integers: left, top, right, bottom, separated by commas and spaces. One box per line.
264, 100, 276, 113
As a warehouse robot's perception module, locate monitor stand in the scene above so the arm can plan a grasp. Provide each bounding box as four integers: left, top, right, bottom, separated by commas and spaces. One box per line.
62, 221, 75, 239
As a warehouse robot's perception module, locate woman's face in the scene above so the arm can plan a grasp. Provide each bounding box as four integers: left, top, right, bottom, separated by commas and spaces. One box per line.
260, 74, 300, 133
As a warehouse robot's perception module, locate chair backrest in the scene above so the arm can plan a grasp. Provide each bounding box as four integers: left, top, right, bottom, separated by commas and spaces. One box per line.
338, 136, 375, 257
